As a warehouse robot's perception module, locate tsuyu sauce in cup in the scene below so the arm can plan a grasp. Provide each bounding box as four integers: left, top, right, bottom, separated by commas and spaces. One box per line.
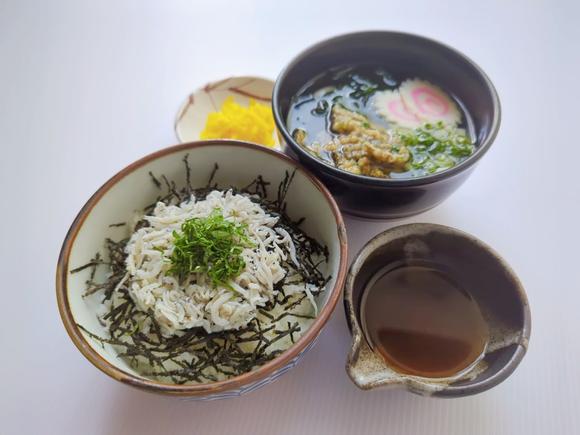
344, 224, 531, 397
361, 260, 489, 378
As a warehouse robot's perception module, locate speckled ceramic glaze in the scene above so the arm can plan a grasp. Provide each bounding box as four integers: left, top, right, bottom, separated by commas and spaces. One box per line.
344, 224, 530, 397
56, 141, 347, 399
175, 76, 280, 149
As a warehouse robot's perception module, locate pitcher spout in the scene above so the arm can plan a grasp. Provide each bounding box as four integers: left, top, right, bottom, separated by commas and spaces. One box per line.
346, 334, 402, 390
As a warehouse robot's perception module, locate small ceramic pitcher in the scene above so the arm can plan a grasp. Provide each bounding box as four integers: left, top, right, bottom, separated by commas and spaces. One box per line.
344, 224, 531, 398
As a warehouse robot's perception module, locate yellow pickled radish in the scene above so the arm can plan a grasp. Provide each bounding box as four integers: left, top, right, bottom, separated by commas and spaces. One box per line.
200, 96, 276, 147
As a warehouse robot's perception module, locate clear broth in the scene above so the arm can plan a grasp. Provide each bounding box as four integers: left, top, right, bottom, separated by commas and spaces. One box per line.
287, 64, 477, 179
361, 262, 489, 378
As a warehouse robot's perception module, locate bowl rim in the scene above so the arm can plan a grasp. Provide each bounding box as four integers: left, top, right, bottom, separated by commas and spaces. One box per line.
56, 140, 348, 396
272, 30, 502, 187
174, 75, 276, 143
343, 223, 531, 397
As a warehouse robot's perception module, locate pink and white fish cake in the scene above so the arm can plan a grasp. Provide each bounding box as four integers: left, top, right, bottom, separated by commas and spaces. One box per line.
399, 79, 461, 126
373, 89, 422, 129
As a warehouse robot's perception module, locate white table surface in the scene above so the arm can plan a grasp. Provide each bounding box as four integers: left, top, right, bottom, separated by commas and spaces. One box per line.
1, 0, 579, 434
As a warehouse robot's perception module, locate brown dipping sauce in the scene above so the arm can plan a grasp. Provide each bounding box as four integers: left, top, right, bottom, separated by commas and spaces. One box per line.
361, 262, 489, 378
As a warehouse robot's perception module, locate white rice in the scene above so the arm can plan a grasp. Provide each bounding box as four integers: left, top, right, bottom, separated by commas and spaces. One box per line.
124, 190, 319, 336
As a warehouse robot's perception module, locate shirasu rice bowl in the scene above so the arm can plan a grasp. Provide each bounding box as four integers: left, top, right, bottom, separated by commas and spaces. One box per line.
73, 167, 330, 384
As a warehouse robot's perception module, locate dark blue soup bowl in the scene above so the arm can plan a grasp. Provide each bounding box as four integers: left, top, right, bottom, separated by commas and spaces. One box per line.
273, 31, 501, 219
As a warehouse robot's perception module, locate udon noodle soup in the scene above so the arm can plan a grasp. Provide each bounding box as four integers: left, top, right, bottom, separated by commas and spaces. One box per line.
287, 65, 477, 179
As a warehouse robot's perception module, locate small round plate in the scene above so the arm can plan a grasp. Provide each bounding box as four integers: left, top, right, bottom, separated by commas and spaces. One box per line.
174, 76, 280, 149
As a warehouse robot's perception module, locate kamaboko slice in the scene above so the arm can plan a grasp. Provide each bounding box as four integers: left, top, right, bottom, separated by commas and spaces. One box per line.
373, 89, 422, 128
399, 79, 461, 125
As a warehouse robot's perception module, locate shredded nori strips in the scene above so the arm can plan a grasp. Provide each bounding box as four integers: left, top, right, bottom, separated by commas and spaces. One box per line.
72, 154, 329, 384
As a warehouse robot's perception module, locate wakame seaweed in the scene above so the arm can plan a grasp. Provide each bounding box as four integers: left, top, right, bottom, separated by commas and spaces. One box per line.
72, 155, 329, 384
